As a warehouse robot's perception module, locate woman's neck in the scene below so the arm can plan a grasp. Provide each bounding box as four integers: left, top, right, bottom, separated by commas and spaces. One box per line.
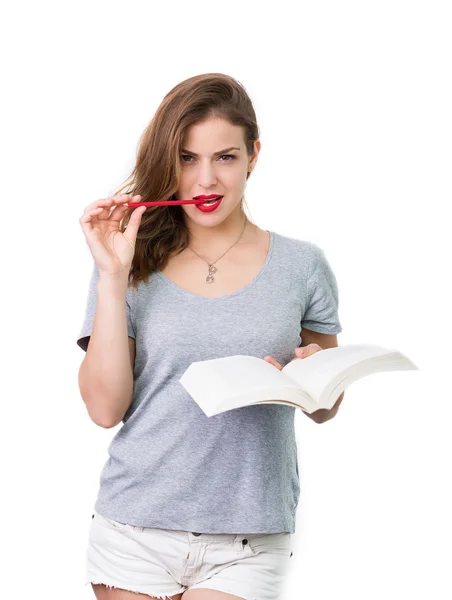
186, 216, 258, 253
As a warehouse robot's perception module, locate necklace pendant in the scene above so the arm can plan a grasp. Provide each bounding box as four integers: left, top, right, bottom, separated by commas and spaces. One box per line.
206, 264, 217, 284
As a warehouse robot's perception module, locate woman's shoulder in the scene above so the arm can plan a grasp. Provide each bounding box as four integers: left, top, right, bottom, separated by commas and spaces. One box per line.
271, 229, 314, 256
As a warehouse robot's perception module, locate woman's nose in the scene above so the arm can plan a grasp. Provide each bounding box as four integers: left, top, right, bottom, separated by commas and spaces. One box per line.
197, 162, 218, 187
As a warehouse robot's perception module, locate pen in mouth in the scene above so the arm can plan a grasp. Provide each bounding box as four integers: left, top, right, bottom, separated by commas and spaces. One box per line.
128, 195, 224, 207
127, 199, 208, 207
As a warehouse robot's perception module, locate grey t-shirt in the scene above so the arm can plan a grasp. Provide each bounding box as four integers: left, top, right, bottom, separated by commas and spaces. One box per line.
77, 230, 342, 534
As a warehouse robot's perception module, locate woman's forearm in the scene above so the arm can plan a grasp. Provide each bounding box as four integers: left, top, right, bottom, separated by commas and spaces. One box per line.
304, 391, 345, 424
78, 274, 134, 428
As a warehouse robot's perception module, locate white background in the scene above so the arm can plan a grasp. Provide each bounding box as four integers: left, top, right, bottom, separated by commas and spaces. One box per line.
1, 1, 450, 599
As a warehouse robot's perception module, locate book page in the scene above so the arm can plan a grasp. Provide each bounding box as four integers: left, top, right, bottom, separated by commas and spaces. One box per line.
182, 355, 298, 390
207, 386, 316, 417
178, 346, 418, 416
179, 355, 312, 415
282, 344, 417, 408
281, 344, 396, 402
317, 354, 419, 408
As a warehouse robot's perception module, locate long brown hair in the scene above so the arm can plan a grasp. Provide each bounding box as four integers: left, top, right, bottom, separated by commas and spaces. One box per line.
112, 73, 260, 291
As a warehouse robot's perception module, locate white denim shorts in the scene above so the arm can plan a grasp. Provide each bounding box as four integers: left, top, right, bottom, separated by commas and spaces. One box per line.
86, 510, 295, 600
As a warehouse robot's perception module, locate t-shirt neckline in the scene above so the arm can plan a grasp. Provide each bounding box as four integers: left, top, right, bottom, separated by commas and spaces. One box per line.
154, 230, 276, 301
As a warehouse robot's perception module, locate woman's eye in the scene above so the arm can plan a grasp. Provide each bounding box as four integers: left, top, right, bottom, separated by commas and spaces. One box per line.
180, 154, 236, 163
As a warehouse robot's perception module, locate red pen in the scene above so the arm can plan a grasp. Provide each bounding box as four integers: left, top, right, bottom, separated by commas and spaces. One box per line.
127, 199, 206, 207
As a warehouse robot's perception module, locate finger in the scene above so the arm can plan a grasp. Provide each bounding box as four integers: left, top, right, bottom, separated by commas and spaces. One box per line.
96, 195, 142, 221
294, 347, 309, 357
83, 198, 118, 215
111, 194, 137, 200
79, 206, 104, 225
295, 344, 316, 357
264, 355, 283, 370
80, 197, 143, 235
79, 201, 129, 229
97, 201, 131, 221
83, 194, 138, 214
79, 207, 106, 236
122, 204, 147, 242
296, 344, 323, 359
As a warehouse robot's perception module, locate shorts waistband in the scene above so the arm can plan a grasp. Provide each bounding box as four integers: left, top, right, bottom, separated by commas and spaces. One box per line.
188, 531, 240, 539
187, 531, 249, 544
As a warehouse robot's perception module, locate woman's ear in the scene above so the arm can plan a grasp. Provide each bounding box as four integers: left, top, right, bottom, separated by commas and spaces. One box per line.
250, 139, 261, 168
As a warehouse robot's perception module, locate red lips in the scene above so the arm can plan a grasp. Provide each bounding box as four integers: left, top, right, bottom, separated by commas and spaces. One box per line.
195, 196, 223, 212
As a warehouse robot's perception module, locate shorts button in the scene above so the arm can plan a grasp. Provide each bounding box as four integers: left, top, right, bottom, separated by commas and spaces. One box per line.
242, 539, 248, 545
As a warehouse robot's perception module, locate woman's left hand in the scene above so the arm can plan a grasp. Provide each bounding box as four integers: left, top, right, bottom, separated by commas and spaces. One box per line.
263, 343, 323, 370
264, 344, 343, 422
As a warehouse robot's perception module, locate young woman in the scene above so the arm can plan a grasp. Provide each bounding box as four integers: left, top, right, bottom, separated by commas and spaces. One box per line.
77, 73, 344, 600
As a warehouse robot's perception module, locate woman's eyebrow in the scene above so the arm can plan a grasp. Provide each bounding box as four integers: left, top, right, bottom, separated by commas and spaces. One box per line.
180, 147, 241, 157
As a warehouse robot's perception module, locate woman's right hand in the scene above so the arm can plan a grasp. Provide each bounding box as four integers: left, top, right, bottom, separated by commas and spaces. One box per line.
79, 194, 147, 277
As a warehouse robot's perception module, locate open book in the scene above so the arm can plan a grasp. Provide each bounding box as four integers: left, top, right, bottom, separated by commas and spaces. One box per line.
179, 343, 418, 417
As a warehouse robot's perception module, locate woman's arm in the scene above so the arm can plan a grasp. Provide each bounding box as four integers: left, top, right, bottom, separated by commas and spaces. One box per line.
299, 329, 345, 424
303, 391, 345, 424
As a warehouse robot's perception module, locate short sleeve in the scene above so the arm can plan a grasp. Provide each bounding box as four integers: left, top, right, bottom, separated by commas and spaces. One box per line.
76, 262, 136, 352
301, 242, 342, 335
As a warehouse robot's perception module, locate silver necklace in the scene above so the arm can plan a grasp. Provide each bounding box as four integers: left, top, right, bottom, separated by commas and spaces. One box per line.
187, 218, 248, 284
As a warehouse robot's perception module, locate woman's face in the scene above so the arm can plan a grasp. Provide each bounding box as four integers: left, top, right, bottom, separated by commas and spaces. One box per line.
175, 117, 259, 226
